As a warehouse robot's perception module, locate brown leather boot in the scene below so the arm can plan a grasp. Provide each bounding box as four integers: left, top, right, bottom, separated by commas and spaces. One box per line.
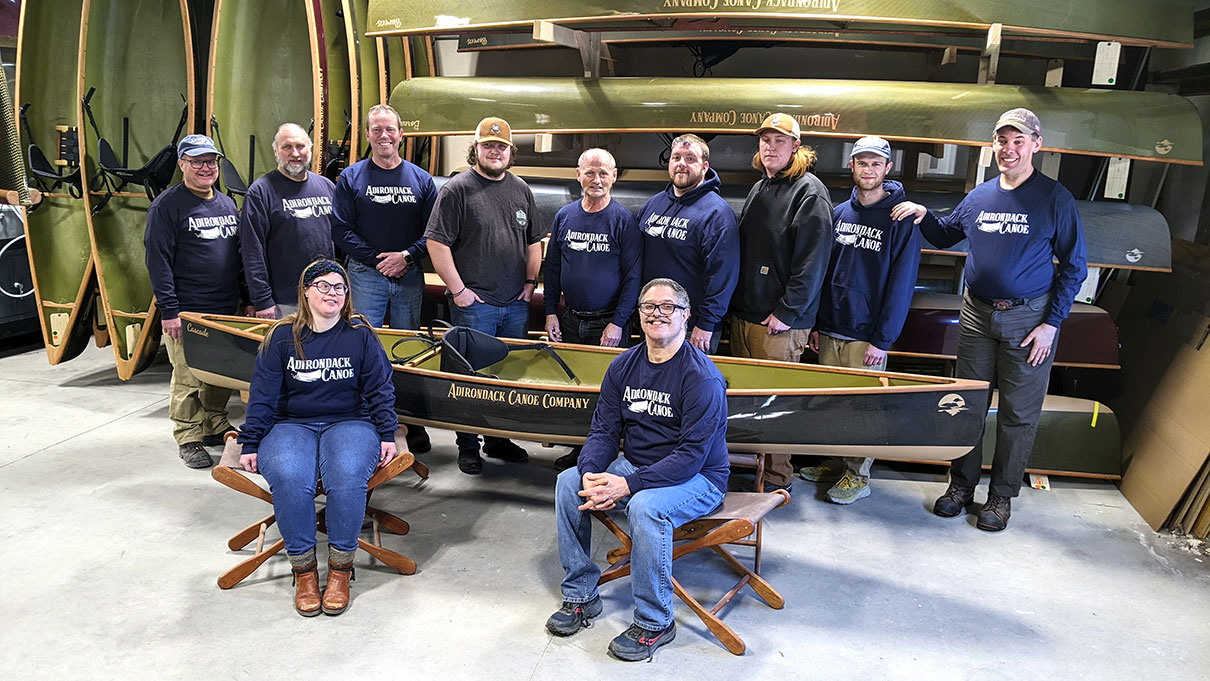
322, 548, 356, 616
289, 551, 321, 617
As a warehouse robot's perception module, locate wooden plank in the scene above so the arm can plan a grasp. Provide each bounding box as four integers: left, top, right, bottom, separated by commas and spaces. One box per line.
389, 77, 1203, 165
364, 0, 1194, 47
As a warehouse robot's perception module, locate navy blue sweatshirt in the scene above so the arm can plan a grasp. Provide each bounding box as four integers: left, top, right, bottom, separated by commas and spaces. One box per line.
918, 171, 1087, 327
578, 342, 730, 495
331, 158, 437, 267
239, 320, 398, 454
144, 183, 242, 319
239, 170, 335, 308
543, 199, 642, 327
638, 169, 739, 332
817, 180, 922, 350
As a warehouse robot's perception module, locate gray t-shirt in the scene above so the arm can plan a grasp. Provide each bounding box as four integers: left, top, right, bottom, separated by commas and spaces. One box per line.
424, 169, 545, 306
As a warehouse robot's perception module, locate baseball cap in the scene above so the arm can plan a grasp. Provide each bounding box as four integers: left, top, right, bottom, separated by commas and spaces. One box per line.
993, 108, 1042, 136
178, 134, 221, 158
475, 117, 513, 145
850, 136, 891, 160
754, 113, 800, 140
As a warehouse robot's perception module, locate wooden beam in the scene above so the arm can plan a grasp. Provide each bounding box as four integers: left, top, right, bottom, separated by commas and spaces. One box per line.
533, 20, 602, 78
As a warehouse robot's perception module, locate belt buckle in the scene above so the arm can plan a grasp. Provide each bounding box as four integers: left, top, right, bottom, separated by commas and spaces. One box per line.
993, 299, 1013, 311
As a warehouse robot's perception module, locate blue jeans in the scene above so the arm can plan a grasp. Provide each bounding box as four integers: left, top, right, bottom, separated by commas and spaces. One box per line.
257, 420, 381, 555
554, 456, 724, 630
449, 297, 530, 451
347, 259, 424, 330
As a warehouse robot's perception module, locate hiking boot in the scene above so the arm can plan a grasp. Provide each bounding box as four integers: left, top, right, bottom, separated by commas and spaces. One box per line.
827, 471, 871, 505
608, 622, 676, 662
483, 438, 528, 463
405, 426, 431, 454
458, 448, 483, 475
799, 458, 845, 483
179, 442, 213, 469
545, 595, 602, 637
553, 447, 581, 472
977, 494, 1012, 532
933, 482, 975, 517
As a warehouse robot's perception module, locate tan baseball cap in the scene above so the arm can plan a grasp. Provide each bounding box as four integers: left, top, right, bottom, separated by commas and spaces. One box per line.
475, 117, 513, 145
993, 108, 1042, 136
754, 112, 801, 140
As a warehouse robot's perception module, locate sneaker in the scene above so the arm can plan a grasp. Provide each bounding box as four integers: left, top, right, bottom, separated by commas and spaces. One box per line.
483, 439, 528, 463
608, 622, 676, 662
553, 448, 580, 472
545, 595, 602, 637
799, 458, 845, 483
826, 471, 871, 505
405, 426, 431, 454
179, 442, 213, 469
458, 448, 483, 475
933, 482, 975, 517
977, 494, 1012, 532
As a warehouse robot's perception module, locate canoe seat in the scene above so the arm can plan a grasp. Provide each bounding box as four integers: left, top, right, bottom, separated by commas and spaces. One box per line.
209, 430, 426, 590
590, 453, 789, 655
441, 325, 578, 383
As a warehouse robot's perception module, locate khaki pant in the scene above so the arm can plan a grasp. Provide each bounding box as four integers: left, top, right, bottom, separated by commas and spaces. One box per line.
728, 317, 812, 487
164, 333, 233, 446
817, 333, 886, 479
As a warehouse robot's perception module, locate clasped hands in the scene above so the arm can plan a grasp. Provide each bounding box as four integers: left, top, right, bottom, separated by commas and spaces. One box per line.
577, 471, 630, 511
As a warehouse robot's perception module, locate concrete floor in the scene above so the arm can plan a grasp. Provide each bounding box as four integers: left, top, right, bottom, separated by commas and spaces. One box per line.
2, 341, 1209, 681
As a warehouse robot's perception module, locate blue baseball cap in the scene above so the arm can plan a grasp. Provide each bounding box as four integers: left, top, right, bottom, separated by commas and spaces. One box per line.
177, 134, 221, 159
850, 136, 891, 160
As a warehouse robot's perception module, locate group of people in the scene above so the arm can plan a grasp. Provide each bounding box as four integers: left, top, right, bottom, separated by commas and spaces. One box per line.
145, 104, 1086, 654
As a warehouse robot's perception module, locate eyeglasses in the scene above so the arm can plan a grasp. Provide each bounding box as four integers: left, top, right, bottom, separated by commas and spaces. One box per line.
308, 281, 348, 295
184, 159, 219, 169
638, 302, 687, 316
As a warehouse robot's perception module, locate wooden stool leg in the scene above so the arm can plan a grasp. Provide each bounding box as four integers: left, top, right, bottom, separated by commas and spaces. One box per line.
367, 507, 410, 535
357, 538, 417, 575
671, 576, 745, 655
709, 546, 784, 609
228, 513, 276, 551
218, 538, 286, 589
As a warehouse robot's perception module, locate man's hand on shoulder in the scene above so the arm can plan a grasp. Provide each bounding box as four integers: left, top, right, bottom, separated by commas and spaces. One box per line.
162, 316, 182, 340
1021, 323, 1058, 366
890, 201, 927, 224
578, 472, 630, 511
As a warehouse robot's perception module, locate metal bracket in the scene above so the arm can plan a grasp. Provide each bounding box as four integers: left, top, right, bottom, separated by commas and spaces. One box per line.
533, 20, 607, 78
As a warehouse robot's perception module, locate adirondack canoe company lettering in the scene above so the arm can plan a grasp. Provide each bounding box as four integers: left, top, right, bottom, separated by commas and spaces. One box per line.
623, 386, 675, 417
835, 221, 884, 252
446, 383, 592, 410
282, 196, 334, 218
187, 214, 238, 239
565, 231, 612, 252
643, 213, 690, 240
688, 109, 841, 131
976, 211, 1031, 235
365, 185, 418, 205
288, 356, 354, 382
661, 0, 840, 10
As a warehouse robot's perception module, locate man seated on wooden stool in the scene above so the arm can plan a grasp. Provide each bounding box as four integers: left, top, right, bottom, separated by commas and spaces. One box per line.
547, 278, 730, 661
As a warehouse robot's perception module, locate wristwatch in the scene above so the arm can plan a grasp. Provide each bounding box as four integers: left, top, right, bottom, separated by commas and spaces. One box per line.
525, 278, 539, 286
402, 251, 414, 266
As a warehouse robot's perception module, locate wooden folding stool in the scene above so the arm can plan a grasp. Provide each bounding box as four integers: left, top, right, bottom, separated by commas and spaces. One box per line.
211, 431, 425, 589
590, 453, 789, 655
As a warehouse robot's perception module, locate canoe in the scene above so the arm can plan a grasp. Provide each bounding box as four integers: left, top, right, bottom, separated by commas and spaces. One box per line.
364, 0, 1193, 48
318, 0, 351, 179
207, 0, 325, 199
80, 0, 194, 379
401, 36, 438, 174
342, 0, 380, 162
389, 77, 1202, 165
16, 0, 98, 364
982, 394, 1120, 478
178, 312, 991, 460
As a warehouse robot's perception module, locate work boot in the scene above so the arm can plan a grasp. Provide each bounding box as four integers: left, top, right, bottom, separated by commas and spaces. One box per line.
289, 549, 321, 617
798, 458, 845, 483
405, 425, 431, 454
933, 482, 976, 517
483, 438, 528, 463
608, 622, 676, 662
322, 548, 356, 616
458, 448, 483, 475
178, 442, 213, 469
977, 494, 1013, 532
826, 471, 871, 505
545, 595, 602, 637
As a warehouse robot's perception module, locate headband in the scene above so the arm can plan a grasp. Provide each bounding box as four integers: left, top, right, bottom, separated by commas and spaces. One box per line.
302, 259, 345, 285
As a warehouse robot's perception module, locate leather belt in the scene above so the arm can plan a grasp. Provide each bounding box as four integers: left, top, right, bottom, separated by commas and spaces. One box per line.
974, 294, 1028, 311
566, 307, 616, 321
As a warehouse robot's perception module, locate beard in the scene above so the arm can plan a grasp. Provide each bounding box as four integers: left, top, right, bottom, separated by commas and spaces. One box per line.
282, 159, 309, 177
671, 169, 703, 191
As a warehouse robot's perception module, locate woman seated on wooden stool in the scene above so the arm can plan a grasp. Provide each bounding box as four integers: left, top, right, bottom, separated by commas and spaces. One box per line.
238, 258, 399, 616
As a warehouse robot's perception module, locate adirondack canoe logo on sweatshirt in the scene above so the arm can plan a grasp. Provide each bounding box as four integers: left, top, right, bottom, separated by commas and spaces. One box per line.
976, 211, 1030, 235
282, 196, 334, 219
187, 214, 238, 240
365, 185, 419, 205
623, 386, 675, 418
564, 231, 612, 253
642, 212, 690, 241
287, 356, 354, 382
834, 221, 884, 252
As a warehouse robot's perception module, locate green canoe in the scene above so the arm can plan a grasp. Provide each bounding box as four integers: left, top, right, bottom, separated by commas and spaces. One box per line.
389, 77, 1203, 165
365, 0, 1193, 48
80, 0, 195, 379
342, 0, 381, 163
16, 0, 98, 365
318, 0, 351, 178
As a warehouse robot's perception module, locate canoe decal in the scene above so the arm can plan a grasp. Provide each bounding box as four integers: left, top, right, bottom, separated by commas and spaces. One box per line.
937, 393, 968, 416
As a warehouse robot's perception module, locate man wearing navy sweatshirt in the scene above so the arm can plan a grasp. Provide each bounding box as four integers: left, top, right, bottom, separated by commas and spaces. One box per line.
144, 134, 241, 469
332, 104, 436, 453
892, 109, 1086, 531
547, 278, 728, 661
638, 134, 738, 354
801, 136, 921, 505
240, 123, 335, 319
